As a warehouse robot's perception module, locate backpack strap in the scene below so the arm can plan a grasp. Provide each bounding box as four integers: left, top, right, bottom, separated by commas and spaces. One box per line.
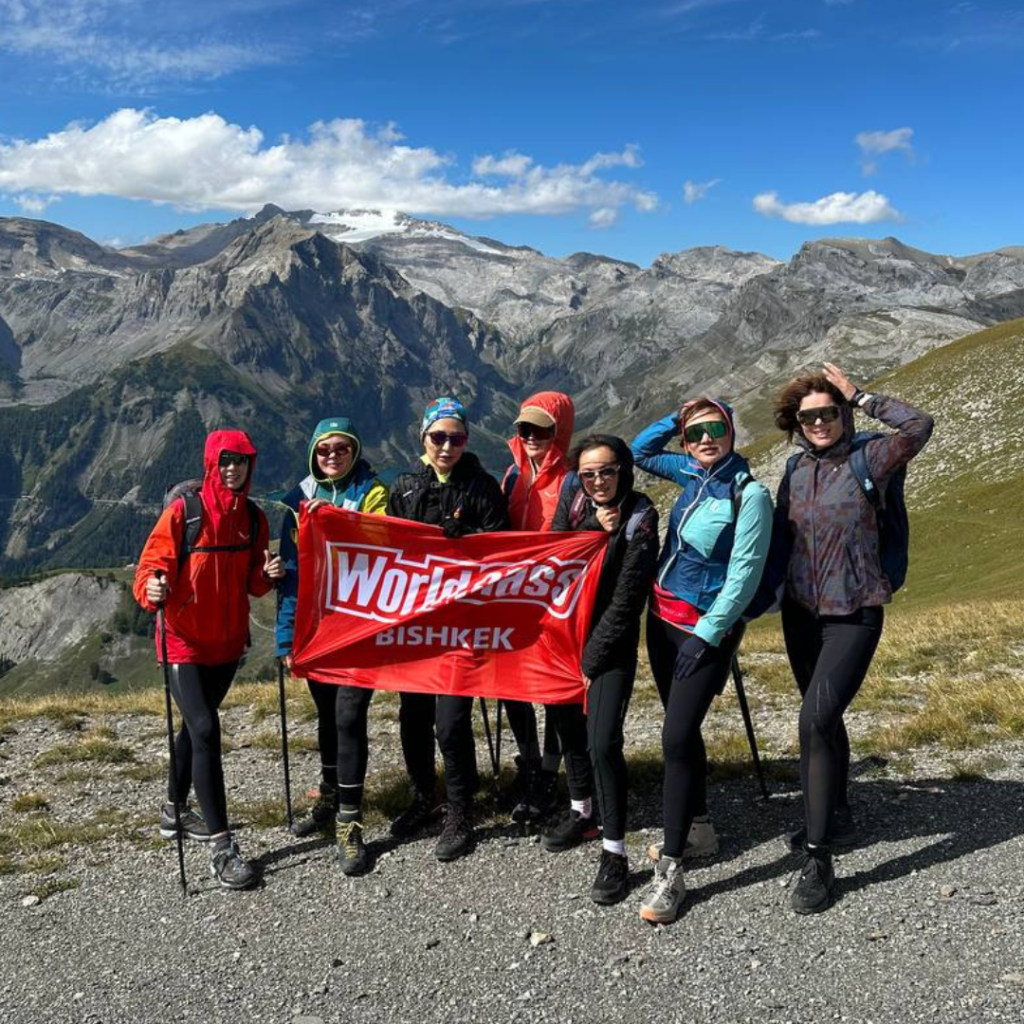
624, 495, 655, 542
567, 486, 590, 529
178, 490, 203, 568
848, 436, 884, 510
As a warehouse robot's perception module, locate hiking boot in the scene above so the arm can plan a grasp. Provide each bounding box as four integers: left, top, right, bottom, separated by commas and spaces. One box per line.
511, 761, 559, 823
209, 837, 257, 891
788, 806, 857, 853
791, 846, 835, 915
647, 817, 719, 863
591, 850, 630, 905
390, 791, 441, 840
159, 801, 210, 842
639, 855, 685, 924
291, 785, 339, 838
542, 810, 601, 853
435, 805, 474, 862
336, 817, 368, 876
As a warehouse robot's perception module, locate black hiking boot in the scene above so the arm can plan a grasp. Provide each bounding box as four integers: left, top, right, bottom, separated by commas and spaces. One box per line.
159, 801, 211, 842
209, 837, 258, 891
291, 784, 339, 838
590, 850, 629, 905
511, 758, 559, 823
542, 810, 601, 853
435, 805, 474, 862
791, 846, 835, 915
390, 791, 442, 840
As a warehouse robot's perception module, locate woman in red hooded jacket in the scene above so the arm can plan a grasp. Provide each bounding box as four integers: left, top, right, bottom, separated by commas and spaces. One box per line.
501, 391, 575, 822
134, 429, 285, 890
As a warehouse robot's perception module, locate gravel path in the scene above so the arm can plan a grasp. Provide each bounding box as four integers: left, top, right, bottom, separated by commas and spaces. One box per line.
2, 686, 1024, 1024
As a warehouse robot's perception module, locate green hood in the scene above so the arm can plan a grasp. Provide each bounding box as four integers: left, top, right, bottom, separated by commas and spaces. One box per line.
308, 416, 362, 485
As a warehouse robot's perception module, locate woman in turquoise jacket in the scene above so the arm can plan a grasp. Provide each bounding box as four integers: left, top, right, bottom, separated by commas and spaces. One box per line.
630, 398, 772, 924
275, 416, 387, 875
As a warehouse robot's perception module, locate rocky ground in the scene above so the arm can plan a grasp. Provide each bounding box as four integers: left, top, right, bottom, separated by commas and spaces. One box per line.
2, 679, 1024, 1024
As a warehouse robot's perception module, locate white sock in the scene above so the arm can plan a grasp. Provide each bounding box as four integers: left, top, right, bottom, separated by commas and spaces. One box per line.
571, 797, 593, 819
603, 837, 626, 856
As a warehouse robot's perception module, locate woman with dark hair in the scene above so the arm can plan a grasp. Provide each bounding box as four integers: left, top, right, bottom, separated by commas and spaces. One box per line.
386, 397, 509, 862
275, 416, 388, 876
541, 435, 660, 905
631, 399, 772, 924
773, 362, 933, 914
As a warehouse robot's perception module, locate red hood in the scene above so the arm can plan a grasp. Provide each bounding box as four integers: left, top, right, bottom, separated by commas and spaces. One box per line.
200, 429, 257, 519
507, 390, 575, 478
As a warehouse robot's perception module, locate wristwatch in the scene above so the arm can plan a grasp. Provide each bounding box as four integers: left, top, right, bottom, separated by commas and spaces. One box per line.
851, 389, 874, 408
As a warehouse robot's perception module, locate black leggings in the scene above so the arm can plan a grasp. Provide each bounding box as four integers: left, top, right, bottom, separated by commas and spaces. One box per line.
502, 700, 562, 770
307, 679, 375, 806
399, 693, 479, 810
782, 599, 883, 846
647, 613, 744, 860
168, 661, 238, 836
547, 662, 636, 841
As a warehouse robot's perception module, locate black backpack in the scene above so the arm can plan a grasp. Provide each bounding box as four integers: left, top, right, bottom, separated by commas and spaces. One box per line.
162, 479, 259, 567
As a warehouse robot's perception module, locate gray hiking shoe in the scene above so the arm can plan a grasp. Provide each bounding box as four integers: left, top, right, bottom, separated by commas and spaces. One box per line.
646, 817, 719, 863
336, 818, 368, 876
639, 855, 685, 924
291, 785, 339, 838
159, 801, 211, 842
209, 837, 257, 891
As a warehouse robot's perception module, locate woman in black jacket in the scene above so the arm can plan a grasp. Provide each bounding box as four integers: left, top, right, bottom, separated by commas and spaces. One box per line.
542, 435, 659, 904
386, 396, 509, 862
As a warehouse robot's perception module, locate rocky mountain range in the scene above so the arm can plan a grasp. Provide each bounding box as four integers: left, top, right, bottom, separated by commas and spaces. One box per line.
2, 204, 1024, 575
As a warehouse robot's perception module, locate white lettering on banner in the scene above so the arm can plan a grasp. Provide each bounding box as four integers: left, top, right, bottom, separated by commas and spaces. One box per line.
324, 542, 592, 623
375, 626, 516, 650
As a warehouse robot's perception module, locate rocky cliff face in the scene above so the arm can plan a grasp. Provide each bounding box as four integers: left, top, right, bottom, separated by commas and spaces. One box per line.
2, 208, 1024, 571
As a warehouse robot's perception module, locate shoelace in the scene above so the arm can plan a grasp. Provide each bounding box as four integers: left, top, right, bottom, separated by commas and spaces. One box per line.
339, 820, 363, 857
647, 863, 679, 905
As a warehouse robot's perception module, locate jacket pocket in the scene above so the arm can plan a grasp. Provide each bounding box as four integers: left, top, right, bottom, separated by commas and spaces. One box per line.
682, 497, 734, 559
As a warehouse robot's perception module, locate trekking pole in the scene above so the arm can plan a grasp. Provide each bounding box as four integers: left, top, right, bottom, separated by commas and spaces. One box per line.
156, 580, 188, 898
277, 660, 294, 830
479, 697, 499, 777
494, 699, 504, 773
731, 654, 769, 801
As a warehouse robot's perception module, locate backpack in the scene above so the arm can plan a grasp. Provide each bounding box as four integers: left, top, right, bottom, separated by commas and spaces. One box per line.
567, 488, 654, 542
848, 432, 910, 592
162, 480, 259, 568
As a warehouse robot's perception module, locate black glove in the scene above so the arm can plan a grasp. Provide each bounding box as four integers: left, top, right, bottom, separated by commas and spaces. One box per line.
672, 633, 709, 682
442, 515, 471, 539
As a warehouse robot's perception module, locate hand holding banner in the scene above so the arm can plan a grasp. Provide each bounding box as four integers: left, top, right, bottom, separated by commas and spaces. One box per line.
291, 507, 609, 704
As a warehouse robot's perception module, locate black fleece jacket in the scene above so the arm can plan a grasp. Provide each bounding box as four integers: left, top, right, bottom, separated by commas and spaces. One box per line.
386, 452, 509, 533
552, 484, 659, 678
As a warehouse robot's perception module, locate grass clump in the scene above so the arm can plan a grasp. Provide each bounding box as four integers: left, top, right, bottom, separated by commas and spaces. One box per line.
34, 731, 136, 767
30, 877, 80, 901
10, 792, 50, 813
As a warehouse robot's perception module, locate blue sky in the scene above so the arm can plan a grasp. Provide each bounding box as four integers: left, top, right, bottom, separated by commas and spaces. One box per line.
0, 0, 1021, 264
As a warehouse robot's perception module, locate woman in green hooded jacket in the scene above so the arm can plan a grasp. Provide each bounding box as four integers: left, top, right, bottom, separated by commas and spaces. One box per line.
275, 417, 387, 874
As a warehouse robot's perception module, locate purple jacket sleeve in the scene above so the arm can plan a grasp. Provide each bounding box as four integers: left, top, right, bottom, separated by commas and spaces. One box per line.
861, 394, 934, 486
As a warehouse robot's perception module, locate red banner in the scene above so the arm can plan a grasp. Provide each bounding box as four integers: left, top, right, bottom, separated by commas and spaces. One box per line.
291, 507, 609, 704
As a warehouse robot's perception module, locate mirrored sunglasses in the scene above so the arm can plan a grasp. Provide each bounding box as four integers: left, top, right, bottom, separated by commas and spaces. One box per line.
426, 431, 468, 448
682, 420, 729, 444
796, 405, 841, 426
578, 465, 620, 483
218, 452, 250, 467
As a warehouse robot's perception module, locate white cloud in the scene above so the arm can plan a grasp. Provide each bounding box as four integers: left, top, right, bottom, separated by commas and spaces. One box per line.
0, 108, 660, 221
0, 1, 282, 87
588, 207, 617, 229
752, 189, 903, 225
683, 178, 721, 204
11, 193, 60, 214
855, 126, 915, 175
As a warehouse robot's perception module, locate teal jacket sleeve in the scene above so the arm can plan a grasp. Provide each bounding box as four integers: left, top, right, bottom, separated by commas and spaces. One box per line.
694, 482, 773, 647
630, 415, 688, 483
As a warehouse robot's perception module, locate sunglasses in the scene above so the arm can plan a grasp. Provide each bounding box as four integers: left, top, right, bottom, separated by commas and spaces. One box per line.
682, 420, 729, 444
796, 405, 842, 426
578, 465, 620, 484
218, 452, 250, 467
426, 431, 468, 448
315, 443, 353, 458
517, 422, 556, 441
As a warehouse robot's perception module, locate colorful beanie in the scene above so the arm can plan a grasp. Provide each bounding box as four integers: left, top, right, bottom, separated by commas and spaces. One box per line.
421, 397, 469, 437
